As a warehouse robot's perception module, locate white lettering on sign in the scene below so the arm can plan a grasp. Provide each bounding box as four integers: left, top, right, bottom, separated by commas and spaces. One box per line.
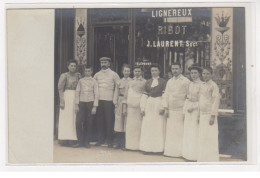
152, 8, 192, 18
146, 40, 198, 48
158, 25, 187, 35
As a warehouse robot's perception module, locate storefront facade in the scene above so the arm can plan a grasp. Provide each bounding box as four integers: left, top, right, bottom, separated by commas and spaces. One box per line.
54, 7, 246, 159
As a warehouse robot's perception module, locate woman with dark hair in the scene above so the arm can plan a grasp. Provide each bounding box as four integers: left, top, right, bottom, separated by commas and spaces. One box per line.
139, 64, 167, 153
58, 59, 80, 146
182, 63, 202, 161
197, 66, 220, 162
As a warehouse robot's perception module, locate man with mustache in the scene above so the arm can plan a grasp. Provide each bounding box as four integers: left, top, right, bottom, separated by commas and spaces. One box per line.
94, 57, 120, 148
163, 62, 190, 158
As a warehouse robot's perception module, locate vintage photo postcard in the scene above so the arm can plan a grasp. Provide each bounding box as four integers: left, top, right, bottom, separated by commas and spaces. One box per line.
5, 0, 258, 167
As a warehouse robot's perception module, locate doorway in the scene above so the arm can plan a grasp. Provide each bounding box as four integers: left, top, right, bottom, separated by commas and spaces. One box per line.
94, 25, 129, 76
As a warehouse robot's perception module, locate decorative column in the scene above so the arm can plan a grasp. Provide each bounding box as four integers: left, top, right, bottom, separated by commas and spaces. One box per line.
74, 9, 87, 75
211, 8, 233, 110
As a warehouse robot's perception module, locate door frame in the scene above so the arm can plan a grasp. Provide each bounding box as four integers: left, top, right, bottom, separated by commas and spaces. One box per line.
87, 9, 135, 74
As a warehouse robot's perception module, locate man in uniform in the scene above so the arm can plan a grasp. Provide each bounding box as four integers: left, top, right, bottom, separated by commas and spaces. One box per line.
163, 62, 190, 157
94, 57, 120, 148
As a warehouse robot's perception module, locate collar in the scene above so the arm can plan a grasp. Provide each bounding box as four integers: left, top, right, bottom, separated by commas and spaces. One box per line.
83, 76, 92, 80
193, 78, 201, 83
152, 76, 160, 80
134, 76, 143, 80
101, 68, 111, 73
172, 74, 182, 80
122, 77, 130, 81
204, 79, 212, 84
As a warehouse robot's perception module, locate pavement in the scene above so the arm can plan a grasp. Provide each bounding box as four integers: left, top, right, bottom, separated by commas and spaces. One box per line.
53, 141, 244, 163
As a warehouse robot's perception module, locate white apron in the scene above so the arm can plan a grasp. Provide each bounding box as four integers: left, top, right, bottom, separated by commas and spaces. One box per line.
182, 106, 199, 161
125, 88, 142, 150
140, 96, 166, 152
114, 96, 125, 132
58, 90, 77, 140
164, 109, 184, 157
197, 113, 219, 162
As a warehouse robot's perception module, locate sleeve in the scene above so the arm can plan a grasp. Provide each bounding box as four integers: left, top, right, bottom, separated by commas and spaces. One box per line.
162, 81, 170, 109
113, 81, 119, 105
211, 83, 220, 116
122, 82, 129, 104
93, 80, 99, 107
140, 81, 149, 111
75, 80, 81, 105
93, 73, 98, 80
185, 79, 191, 99
58, 73, 66, 103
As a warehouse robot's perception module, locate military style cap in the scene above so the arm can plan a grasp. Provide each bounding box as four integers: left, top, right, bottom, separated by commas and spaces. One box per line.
99, 57, 111, 62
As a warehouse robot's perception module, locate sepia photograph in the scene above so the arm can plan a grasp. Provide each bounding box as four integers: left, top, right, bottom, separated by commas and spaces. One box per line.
52, 7, 247, 163
5, 0, 256, 167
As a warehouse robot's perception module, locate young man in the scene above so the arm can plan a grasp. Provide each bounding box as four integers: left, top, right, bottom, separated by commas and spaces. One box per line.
163, 63, 190, 157
94, 57, 120, 148
74, 65, 99, 148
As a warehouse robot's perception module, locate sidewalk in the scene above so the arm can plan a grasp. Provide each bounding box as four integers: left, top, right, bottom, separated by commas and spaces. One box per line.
53, 141, 244, 163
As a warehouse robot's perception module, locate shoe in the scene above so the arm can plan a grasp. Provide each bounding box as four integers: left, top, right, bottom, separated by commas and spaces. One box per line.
85, 143, 91, 148
95, 142, 102, 146
114, 145, 121, 149
72, 143, 83, 148
108, 144, 113, 148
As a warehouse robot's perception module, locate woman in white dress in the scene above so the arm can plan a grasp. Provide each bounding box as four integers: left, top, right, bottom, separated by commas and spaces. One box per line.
182, 63, 202, 161
58, 60, 80, 146
198, 67, 220, 162
123, 66, 146, 150
139, 64, 167, 153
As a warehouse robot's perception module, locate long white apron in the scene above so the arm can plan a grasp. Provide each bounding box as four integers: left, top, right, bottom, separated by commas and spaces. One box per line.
182, 108, 199, 161
114, 96, 125, 132
58, 90, 77, 140
164, 109, 184, 157
140, 97, 166, 152
197, 113, 219, 162
125, 88, 142, 150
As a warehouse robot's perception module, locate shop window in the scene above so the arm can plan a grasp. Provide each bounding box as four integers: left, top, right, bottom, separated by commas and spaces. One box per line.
134, 8, 211, 80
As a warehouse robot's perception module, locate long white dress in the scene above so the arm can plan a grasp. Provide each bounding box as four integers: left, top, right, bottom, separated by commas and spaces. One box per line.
182, 79, 202, 161
58, 72, 79, 140
198, 80, 220, 162
139, 78, 167, 152
124, 77, 146, 150
163, 74, 190, 157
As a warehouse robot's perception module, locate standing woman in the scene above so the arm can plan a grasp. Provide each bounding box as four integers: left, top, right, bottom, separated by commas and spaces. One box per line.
58, 60, 80, 146
122, 66, 146, 150
198, 67, 220, 162
182, 63, 202, 161
113, 64, 133, 149
139, 64, 167, 153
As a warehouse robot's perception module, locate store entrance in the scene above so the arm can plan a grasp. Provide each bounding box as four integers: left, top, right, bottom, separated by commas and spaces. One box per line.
94, 25, 129, 76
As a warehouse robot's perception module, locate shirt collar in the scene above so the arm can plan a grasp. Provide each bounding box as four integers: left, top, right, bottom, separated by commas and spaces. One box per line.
152, 76, 160, 80
204, 79, 212, 84
83, 76, 92, 80
101, 68, 111, 73
172, 74, 182, 80
193, 78, 201, 83
122, 77, 130, 81
134, 76, 143, 80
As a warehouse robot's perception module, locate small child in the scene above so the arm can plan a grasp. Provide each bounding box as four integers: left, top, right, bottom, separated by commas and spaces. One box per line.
74, 65, 99, 148
198, 66, 220, 162
113, 64, 132, 149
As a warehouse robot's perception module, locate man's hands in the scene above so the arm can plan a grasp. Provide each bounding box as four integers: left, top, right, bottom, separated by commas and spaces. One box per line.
60, 99, 65, 109
91, 106, 97, 115
209, 115, 215, 125
75, 104, 79, 113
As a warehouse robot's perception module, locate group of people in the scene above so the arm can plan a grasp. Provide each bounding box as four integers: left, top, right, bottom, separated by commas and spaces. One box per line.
57, 56, 220, 162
